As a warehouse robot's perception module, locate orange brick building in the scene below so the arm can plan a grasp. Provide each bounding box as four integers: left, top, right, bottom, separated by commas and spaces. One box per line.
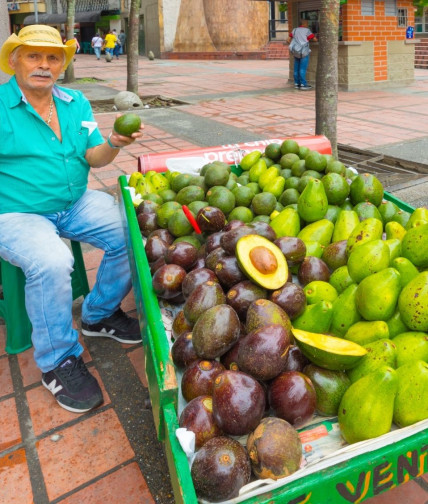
287, 0, 417, 89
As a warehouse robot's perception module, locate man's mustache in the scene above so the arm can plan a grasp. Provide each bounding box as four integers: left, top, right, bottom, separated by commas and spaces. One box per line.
29, 71, 53, 78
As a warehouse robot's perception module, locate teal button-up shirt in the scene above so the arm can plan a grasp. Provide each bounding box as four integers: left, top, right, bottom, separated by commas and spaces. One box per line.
0, 76, 104, 214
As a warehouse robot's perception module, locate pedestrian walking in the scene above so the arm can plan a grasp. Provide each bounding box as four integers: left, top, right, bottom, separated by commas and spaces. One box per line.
287, 19, 317, 90
104, 29, 117, 59
118, 30, 126, 55
91, 33, 104, 60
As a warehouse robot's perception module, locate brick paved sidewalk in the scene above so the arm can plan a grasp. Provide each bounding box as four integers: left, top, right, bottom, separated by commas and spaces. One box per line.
1, 54, 427, 504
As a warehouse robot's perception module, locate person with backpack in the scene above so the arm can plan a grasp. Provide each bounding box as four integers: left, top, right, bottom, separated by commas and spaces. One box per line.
91, 33, 104, 60
287, 19, 317, 90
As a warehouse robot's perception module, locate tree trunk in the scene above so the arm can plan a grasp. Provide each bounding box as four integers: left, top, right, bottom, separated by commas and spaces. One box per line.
63, 0, 76, 84
315, 0, 340, 158
0, 2, 11, 84
127, 0, 140, 94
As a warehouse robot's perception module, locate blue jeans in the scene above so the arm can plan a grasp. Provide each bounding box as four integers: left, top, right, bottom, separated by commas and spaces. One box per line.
105, 48, 114, 56
93, 46, 101, 59
0, 190, 132, 372
294, 55, 310, 87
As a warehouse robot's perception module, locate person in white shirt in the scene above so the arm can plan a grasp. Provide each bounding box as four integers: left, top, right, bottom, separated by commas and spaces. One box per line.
91, 33, 104, 60
287, 19, 317, 90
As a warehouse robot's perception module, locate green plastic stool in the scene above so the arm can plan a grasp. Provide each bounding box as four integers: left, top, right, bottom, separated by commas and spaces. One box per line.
0, 241, 90, 354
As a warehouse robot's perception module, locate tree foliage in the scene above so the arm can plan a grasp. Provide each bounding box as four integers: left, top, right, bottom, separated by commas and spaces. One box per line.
414, 0, 428, 16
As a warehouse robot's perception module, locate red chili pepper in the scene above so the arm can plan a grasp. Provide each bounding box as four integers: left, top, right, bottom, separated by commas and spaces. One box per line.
182, 205, 202, 234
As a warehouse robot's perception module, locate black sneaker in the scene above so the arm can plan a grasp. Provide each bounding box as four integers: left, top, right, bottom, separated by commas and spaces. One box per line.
300, 85, 313, 90
42, 356, 103, 413
294, 84, 300, 89
81, 308, 141, 344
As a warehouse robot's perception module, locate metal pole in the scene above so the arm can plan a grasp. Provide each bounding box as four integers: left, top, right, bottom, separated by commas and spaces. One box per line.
34, 0, 38, 22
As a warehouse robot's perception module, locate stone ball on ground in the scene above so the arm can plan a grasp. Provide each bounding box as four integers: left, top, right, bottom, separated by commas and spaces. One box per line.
114, 91, 143, 111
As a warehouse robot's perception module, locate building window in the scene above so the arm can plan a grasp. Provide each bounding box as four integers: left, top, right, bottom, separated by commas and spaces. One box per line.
361, 0, 374, 16
397, 8, 408, 27
385, 0, 397, 17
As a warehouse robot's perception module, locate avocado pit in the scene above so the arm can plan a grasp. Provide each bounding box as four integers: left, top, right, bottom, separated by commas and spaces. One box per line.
249, 246, 278, 275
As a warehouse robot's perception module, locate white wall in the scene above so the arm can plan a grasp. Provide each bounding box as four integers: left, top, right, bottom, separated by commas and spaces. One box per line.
162, 0, 181, 51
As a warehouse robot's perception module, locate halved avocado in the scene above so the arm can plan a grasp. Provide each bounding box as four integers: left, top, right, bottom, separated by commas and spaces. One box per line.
292, 328, 367, 371
235, 235, 288, 290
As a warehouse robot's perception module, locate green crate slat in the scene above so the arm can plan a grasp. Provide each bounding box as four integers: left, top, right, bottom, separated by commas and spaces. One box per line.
119, 176, 178, 441
163, 402, 198, 504
119, 174, 424, 504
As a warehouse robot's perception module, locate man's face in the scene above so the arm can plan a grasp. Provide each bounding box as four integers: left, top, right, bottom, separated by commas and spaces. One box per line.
9, 46, 65, 91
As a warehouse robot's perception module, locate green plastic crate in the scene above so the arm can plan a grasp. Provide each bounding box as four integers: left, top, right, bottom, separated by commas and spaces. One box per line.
118, 175, 427, 504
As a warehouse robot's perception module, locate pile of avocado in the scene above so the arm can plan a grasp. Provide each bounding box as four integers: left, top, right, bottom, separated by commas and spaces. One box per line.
132, 138, 427, 493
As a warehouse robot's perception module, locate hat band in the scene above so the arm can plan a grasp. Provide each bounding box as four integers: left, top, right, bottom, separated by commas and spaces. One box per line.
23, 38, 63, 45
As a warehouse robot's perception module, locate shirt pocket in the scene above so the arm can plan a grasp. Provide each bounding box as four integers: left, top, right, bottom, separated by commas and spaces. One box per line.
74, 126, 89, 156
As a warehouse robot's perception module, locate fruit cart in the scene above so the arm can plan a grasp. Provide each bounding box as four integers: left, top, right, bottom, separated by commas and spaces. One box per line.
117, 138, 427, 504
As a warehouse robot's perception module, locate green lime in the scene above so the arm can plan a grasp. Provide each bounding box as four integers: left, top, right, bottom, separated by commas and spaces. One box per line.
171, 173, 193, 193
173, 235, 201, 249
298, 175, 316, 193
158, 189, 176, 202
280, 153, 300, 170
279, 188, 300, 206
114, 113, 141, 136
305, 151, 328, 173
142, 193, 163, 205
302, 170, 322, 179
233, 185, 255, 207
283, 176, 301, 190
251, 192, 277, 216
228, 206, 254, 223
281, 139, 300, 155
322, 172, 350, 205
378, 200, 399, 224
261, 156, 275, 168
291, 159, 306, 177
264, 143, 282, 161
246, 182, 261, 194
156, 201, 181, 228
206, 187, 236, 214
187, 200, 208, 215
326, 160, 347, 176
237, 173, 250, 185
252, 214, 271, 224
167, 209, 194, 237
298, 145, 310, 159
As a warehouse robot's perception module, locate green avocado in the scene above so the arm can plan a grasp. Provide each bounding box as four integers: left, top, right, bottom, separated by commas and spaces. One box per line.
398, 271, 428, 331
338, 367, 397, 444
347, 338, 397, 384
355, 268, 401, 322
113, 113, 141, 136
304, 364, 351, 416
393, 360, 428, 427
392, 331, 428, 366
401, 223, 428, 268
297, 178, 328, 223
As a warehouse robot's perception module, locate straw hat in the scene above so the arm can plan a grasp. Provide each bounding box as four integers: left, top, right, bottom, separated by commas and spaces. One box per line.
0, 25, 76, 75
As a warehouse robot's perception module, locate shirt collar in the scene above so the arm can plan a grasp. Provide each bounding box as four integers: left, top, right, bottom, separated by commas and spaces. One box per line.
7, 76, 73, 107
